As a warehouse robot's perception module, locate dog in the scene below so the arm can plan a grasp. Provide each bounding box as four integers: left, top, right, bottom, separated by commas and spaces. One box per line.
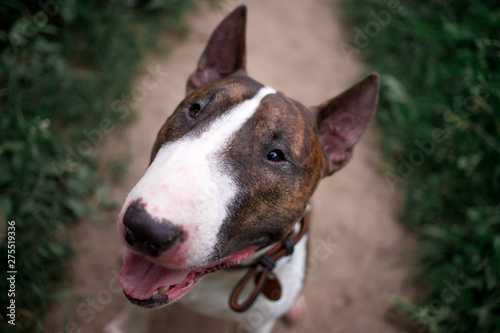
106, 5, 379, 333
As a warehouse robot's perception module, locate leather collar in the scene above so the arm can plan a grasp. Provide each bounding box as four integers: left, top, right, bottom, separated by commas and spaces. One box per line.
228, 209, 310, 312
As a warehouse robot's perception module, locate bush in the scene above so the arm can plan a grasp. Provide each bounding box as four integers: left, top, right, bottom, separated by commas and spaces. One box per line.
0, 0, 193, 331
341, 0, 500, 332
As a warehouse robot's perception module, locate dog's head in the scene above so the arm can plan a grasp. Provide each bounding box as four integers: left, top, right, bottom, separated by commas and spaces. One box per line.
118, 6, 378, 308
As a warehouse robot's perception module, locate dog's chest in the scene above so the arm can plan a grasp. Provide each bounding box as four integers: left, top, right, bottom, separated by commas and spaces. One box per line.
179, 233, 308, 325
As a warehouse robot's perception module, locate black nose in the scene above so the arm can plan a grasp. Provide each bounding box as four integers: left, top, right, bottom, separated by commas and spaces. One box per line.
122, 199, 185, 257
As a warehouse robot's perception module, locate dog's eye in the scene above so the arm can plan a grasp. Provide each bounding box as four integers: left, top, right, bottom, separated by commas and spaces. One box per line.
188, 103, 202, 118
266, 149, 285, 162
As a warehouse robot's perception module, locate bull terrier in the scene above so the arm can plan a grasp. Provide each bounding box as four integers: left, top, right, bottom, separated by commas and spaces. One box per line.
106, 5, 379, 333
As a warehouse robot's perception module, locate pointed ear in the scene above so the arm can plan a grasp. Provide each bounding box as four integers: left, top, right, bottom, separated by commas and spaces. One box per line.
315, 72, 379, 177
186, 6, 247, 94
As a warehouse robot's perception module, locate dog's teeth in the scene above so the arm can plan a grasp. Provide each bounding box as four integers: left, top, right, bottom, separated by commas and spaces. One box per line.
152, 290, 158, 296
158, 286, 169, 293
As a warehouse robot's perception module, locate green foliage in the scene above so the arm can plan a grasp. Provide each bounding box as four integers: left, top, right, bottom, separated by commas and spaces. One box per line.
342, 0, 500, 332
0, 0, 193, 331
107, 154, 133, 181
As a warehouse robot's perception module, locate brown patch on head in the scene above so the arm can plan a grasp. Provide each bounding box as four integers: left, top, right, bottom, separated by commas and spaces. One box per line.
216, 92, 324, 257
150, 75, 263, 162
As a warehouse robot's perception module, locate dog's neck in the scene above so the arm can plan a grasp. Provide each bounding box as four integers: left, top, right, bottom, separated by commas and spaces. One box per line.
239, 203, 310, 266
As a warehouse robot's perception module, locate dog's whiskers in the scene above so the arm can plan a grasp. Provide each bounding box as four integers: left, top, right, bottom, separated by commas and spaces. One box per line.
215, 244, 223, 262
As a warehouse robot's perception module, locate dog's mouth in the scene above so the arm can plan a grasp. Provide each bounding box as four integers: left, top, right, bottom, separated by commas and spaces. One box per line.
118, 247, 256, 308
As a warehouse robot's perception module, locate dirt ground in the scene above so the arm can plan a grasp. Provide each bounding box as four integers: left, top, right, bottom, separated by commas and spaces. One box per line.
45, 0, 416, 332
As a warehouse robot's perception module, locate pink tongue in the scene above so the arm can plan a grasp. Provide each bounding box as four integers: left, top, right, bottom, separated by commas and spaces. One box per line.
119, 248, 190, 300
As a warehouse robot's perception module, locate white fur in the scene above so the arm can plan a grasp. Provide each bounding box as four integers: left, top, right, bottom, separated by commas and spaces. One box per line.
180, 231, 308, 333
120, 86, 276, 268
107, 229, 308, 333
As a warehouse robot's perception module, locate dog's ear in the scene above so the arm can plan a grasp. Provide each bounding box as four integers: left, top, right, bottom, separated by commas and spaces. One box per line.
314, 73, 379, 177
186, 6, 247, 94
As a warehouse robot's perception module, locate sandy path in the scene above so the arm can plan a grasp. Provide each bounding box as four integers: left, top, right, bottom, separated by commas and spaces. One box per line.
46, 0, 415, 332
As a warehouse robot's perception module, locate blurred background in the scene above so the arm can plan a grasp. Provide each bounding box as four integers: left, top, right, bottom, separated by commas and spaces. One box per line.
0, 0, 499, 332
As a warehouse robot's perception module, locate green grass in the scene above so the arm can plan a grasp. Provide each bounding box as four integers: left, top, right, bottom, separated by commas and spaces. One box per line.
0, 0, 194, 331
341, 0, 500, 332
